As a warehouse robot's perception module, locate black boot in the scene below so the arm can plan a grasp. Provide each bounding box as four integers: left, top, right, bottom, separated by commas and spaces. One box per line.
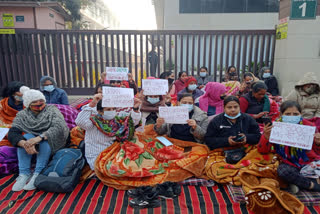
157, 182, 181, 199
129, 186, 160, 209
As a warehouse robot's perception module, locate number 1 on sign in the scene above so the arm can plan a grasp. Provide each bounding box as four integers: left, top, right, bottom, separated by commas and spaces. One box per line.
299, 2, 307, 17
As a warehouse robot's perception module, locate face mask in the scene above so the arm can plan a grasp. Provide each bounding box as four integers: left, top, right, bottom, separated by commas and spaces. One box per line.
30, 103, 46, 112
168, 78, 174, 85
188, 84, 197, 91
229, 72, 237, 76
224, 112, 241, 120
147, 97, 160, 104
282, 115, 301, 124
263, 73, 271, 78
181, 104, 194, 112
44, 85, 55, 92
103, 110, 117, 120
14, 95, 23, 102
220, 95, 226, 100
200, 72, 207, 77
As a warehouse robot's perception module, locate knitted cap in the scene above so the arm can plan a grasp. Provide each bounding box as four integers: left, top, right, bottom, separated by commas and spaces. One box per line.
23, 89, 46, 108
185, 77, 197, 87
19, 86, 30, 94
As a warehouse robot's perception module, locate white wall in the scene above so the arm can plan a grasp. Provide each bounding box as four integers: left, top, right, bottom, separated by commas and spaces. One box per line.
162, 0, 278, 30
274, 17, 320, 97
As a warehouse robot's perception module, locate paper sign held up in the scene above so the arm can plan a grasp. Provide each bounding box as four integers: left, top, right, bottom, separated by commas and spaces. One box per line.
142, 79, 168, 95
159, 106, 189, 124
102, 87, 134, 108
0, 127, 9, 142
270, 122, 316, 150
106, 67, 128, 80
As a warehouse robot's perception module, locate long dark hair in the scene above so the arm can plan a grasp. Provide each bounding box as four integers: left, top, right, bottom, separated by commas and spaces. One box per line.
252, 81, 268, 93
280, 100, 302, 114
1, 81, 25, 98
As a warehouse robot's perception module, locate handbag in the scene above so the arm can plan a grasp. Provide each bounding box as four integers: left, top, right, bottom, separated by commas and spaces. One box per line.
225, 148, 246, 164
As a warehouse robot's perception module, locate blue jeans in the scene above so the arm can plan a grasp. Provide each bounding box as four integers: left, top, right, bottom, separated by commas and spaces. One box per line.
17, 133, 51, 175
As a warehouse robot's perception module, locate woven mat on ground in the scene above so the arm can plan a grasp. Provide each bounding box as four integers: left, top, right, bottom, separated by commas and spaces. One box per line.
228, 184, 320, 206
1, 175, 320, 214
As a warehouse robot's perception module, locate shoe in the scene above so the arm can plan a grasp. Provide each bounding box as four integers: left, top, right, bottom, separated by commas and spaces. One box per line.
127, 186, 152, 198
23, 173, 39, 191
12, 174, 30, 192
157, 182, 181, 199
289, 184, 299, 194
129, 186, 160, 209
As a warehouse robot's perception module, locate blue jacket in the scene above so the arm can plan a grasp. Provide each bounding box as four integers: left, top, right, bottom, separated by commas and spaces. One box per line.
43, 88, 69, 105
40, 76, 69, 105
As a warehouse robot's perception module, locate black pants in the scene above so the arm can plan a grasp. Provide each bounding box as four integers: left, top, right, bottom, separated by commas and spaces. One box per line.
277, 163, 311, 190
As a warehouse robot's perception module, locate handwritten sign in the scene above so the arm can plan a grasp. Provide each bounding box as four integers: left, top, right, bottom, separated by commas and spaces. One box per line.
105, 67, 128, 80
159, 107, 189, 124
0, 128, 9, 142
102, 87, 134, 107
142, 79, 168, 95
270, 122, 316, 150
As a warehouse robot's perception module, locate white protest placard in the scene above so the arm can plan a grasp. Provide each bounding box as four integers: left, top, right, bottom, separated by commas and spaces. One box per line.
0, 127, 9, 142
105, 67, 129, 80
142, 79, 169, 95
102, 87, 134, 108
270, 122, 316, 150
159, 106, 189, 124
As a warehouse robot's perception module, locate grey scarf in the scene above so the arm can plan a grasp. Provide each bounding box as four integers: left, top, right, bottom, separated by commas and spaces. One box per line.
12, 105, 69, 153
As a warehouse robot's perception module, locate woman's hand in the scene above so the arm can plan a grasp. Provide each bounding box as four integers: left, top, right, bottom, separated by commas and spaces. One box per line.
25, 145, 38, 155
26, 137, 42, 146
156, 117, 165, 129
100, 72, 106, 83
133, 97, 142, 109
165, 93, 172, 104
254, 111, 269, 119
199, 85, 205, 89
238, 133, 247, 144
314, 133, 320, 145
228, 136, 237, 146
187, 119, 197, 130
138, 90, 145, 100
263, 123, 273, 140
89, 93, 103, 107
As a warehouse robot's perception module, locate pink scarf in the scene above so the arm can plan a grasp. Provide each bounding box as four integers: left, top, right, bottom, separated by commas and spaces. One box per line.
199, 82, 226, 114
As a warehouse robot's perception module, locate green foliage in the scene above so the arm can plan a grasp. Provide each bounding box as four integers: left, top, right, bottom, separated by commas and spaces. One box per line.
165, 59, 175, 71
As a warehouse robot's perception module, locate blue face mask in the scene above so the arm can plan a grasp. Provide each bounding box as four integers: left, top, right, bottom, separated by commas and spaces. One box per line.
181, 103, 194, 112
200, 72, 207, 77
224, 112, 241, 120
282, 115, 301, 124
263, 73, 271, 78
147, 97, 160, 104
44, 85, 55, 92
188, 84, 197, 91
14, 95, 23, 102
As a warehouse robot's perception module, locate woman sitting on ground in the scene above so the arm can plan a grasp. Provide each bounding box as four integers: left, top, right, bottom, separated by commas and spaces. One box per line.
173, 71, 188, 95
75, 93, 142, 170
258, 100, 320, 193
222, 66, 241, 96
196, 66, 214, 89
177, 77, 204, 101
259, 67, 279, 96
40, 76, 69, 105
204, 96, 275, 185
159, 71, 176, 95
198, 82, 227, 116
8, 89, 69, 191
237, 72, 259, 97
140, 92, 169, 125
154, 93, 209, 143
239, 81, 279, 124
0, 82, 29, 146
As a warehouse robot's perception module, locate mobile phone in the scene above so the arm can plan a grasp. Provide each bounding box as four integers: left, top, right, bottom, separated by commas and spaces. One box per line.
262, 117, 272, 125
234, 135, 245, 142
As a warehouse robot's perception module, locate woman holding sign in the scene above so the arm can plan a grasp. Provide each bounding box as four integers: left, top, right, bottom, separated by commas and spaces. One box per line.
259, 100, 320, 193
155, 93, 209, 143
75, 93, 142, 170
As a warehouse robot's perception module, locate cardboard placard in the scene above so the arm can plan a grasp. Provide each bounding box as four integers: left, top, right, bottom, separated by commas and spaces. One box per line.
105, 67, 128, 80
142, 79, 168, 95
270, 122, 316, 150
159, 107, 189, 124
102, 87, 134, 108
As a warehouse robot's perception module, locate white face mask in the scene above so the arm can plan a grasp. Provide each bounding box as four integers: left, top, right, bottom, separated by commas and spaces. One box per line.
102, 110, 117, 120
188, 84, 197, 91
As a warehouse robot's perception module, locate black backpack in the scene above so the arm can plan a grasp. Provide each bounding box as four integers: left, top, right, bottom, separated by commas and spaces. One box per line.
34, 147, 85, 193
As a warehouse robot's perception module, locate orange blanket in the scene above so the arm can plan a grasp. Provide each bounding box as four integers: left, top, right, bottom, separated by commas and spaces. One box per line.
95, 125, 209, 190
0, 98, 19, 146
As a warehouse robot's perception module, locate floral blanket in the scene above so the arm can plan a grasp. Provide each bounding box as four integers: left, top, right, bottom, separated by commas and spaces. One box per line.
95, 125, 209, 190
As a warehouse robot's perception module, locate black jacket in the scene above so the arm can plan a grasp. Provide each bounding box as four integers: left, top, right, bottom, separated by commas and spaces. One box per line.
263, 76, 279, 96
205, 113, 261, 150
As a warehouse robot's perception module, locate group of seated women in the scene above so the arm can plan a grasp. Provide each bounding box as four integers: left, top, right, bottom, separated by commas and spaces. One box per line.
1, 69, 320, 212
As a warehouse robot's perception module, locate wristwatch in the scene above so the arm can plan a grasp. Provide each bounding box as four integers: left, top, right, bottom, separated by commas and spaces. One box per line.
39, 134, 45, 141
